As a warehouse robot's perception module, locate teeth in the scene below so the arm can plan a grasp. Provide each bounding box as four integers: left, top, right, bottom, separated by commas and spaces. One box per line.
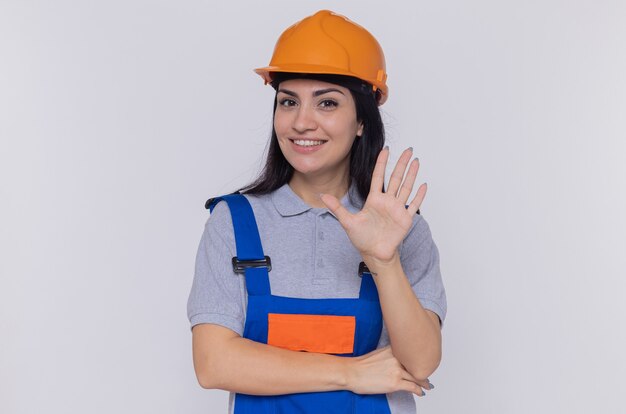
294, 139, 324, 147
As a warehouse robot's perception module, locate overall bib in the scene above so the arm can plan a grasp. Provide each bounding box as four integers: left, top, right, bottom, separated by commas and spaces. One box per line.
208, 194, 392, 414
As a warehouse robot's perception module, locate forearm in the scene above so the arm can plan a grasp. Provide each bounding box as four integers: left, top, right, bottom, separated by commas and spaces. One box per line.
369, 256, 442, 380
197, 334, 352, 395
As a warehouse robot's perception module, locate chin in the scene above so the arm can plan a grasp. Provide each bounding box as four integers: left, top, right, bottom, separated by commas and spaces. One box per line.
291, 165, 322, 176
283, 156, 317, 172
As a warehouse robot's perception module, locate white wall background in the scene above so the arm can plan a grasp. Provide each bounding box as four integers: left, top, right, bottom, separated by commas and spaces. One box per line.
1, 0, 625, 412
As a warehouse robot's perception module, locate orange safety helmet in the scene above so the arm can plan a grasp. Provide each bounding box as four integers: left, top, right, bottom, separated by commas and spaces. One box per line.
254, 10, 389, 105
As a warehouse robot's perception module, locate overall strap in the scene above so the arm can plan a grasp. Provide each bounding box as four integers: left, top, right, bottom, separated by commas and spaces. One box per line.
207, 194, 271, 296
358, 262, 380, 302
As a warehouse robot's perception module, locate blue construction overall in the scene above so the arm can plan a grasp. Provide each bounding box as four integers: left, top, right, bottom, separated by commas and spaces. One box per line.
208, 194, 392, 414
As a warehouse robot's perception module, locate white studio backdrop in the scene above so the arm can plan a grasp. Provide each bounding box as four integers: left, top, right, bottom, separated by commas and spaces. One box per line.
1, 0, 625, 413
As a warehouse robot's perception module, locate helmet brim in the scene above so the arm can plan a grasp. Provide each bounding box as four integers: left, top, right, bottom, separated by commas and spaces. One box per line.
254, 64, 388, 105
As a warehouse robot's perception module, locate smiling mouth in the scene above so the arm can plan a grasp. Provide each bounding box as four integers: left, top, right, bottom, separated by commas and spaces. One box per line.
290, 139, 327, 147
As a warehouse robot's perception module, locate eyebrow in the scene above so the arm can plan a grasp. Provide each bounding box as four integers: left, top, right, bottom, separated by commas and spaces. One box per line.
277, 88, 345, 97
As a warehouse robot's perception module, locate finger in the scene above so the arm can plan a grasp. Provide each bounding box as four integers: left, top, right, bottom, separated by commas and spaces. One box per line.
319, 193, 353, 226
399, 367, 427, 388
415, 378, 433, 390
399, 367, 434, 392
411, 377, 433, 391
399, 379, 427, 397
397, 157, 420, 205
369, 147, 389, 194
386, 147, 414, 197
406, 183, 427, 216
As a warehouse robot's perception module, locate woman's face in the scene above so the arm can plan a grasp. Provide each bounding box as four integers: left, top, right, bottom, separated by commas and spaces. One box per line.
274, 78, 364, 180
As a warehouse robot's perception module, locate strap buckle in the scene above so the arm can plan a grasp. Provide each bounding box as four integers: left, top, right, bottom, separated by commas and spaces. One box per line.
232, 256, 272, 274
358, 261, 371, 277
205, 197, 217, 210
205, 191, 242, 210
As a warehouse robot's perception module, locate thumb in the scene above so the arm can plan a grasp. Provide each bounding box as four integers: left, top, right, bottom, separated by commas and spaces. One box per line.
319, 193, 352, 226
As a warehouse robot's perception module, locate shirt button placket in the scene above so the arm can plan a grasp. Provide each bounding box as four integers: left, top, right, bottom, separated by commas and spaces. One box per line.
318, 213, 325, 269
313, 212, 326, 285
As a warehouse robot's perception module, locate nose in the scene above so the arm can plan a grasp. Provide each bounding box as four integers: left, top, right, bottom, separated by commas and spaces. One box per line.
292, 105, 317, 133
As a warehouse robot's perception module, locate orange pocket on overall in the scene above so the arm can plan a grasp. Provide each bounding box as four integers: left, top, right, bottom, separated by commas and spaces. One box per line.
267, 313, 356, 354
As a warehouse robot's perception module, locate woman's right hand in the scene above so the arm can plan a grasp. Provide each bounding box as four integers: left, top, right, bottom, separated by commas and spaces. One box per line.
345, 346, 431, 397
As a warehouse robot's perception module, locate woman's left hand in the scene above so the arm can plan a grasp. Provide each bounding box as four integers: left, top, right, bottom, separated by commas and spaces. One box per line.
320, 147, 427, 272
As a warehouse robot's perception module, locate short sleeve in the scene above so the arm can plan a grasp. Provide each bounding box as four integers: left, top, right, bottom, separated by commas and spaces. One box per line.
186, 201, 246, 335
400, 214, 447, 329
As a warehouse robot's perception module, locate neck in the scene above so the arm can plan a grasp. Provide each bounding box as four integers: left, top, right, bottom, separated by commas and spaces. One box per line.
288, 170, 351, 208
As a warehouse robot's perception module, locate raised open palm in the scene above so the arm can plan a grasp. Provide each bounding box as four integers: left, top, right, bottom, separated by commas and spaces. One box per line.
320, 147, 427, 270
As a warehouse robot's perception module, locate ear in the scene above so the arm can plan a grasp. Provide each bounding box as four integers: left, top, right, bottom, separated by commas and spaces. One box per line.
356, 121, 364, 137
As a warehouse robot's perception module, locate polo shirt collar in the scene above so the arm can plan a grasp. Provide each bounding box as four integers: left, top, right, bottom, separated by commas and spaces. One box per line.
272, 180, 364, 217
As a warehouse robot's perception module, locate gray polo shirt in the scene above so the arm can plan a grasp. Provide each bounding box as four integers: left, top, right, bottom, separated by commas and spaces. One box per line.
187, 181, 447, 414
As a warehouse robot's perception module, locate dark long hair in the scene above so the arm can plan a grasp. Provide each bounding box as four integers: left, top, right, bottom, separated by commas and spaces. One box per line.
236, 73, 385, 202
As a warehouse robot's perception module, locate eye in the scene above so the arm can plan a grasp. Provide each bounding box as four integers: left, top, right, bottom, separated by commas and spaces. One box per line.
319, 99, 338, 109
278, 98, 297, 107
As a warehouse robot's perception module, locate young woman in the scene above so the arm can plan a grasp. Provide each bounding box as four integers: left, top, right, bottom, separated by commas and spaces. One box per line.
187, 10, 447, 414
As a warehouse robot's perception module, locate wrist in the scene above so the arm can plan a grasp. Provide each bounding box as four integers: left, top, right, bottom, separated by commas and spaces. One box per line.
338, 356, 357, 392
363, 252, 402, 275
